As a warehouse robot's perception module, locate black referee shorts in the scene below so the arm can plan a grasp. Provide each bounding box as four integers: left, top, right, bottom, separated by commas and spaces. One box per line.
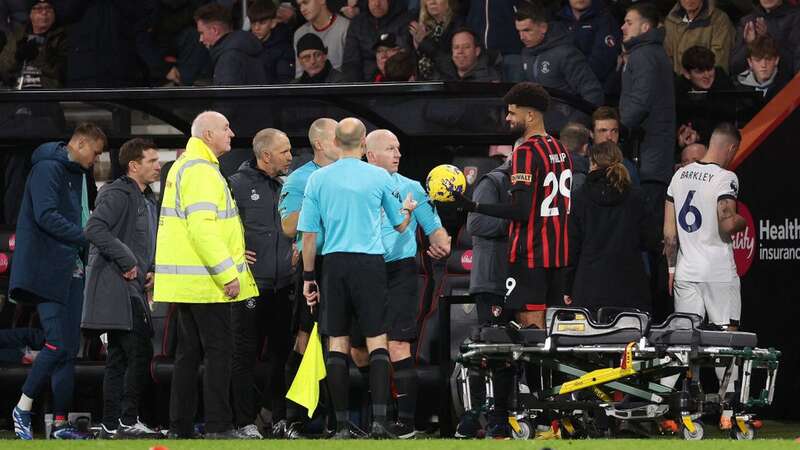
320, 252, 387, 338
291, 254, 323, 334
505, 260, 565, 312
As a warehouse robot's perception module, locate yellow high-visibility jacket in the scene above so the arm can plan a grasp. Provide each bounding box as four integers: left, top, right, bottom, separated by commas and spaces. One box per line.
154, 137, 258, 303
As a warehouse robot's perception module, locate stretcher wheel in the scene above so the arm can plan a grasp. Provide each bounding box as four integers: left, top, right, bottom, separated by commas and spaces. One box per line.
681, 421, 704, 440
511, 419, 532, 440
731, 423, 755, 440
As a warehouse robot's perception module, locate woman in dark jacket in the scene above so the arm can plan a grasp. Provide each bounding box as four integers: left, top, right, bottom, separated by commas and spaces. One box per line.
564, 141, 659, 314
410, 0, 464, 80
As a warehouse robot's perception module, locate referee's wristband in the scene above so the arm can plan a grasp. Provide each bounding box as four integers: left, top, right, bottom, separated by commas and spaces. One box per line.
668, 267, 676, 274
302, 270, 316, 281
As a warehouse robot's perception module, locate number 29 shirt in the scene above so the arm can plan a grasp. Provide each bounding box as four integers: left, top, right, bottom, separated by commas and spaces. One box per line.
509, 135, 573, 269
667, 161, 739, 282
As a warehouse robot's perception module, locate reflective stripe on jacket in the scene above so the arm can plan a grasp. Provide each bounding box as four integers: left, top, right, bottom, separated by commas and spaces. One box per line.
153, 137, 258, 303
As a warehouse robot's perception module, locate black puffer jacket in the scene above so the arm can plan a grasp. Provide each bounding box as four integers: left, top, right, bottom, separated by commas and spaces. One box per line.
565, 169, 658, 313
210, 30, 267, 85
227, 159, 293, 290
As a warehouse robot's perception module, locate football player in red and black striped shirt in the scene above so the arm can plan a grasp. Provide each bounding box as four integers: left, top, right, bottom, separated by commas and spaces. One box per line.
455, 82, 572, 329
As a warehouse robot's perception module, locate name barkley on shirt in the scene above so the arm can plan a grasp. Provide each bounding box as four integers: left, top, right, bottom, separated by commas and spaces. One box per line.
679, 170, 714, 183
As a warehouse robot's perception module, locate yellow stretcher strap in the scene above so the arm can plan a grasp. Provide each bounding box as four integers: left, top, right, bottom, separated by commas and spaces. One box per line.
559, 343, 637, 395
682, 416, 696, 433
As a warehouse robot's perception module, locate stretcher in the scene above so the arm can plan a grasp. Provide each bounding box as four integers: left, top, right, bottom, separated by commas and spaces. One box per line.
453, 307, 780, 440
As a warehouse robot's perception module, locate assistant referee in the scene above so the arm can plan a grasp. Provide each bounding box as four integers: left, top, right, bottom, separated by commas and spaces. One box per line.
297, 118, 417, 439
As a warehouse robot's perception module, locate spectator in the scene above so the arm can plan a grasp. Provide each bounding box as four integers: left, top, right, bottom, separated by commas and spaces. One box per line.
82, 138, 162, 440
249, 0, 294, 83
513, 2, 604, 129
559, 122, 591, 192
434, 27, 502, 81
136, 0, 210, 86
554, 0, 622, 85
292, 0, 349, 78
663, 0, 735, 74
0, 0, 27, 34
195, 3, 267, 85
384, 48, 416, 80
292, 32, 344, 82
342, 0, 413, 81
730, 0, 800, 76
62, 0, 158, 87
410, 0, 464, 80
591, 106, 640, 185
373, 32, 402, 81
565, 140, 657, 314
9, 123, 107, 440
619, 2, 675, 208
465, 0, 525, 81
675, 46, 735, 149
0, 0, 66, 88
735, 34, 789, 102
679, 142, 707, 167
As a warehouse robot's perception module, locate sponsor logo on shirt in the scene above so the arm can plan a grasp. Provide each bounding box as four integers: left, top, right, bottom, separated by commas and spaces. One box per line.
511, 173, 532, 184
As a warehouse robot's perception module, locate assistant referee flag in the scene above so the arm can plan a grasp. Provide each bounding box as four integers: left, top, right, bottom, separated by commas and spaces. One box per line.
286, 323, 326, 417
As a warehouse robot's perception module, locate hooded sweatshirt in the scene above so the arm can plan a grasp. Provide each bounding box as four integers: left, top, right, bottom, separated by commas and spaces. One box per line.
210, 30, 267, 85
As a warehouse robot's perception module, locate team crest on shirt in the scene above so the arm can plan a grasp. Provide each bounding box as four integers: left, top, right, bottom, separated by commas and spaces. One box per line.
730, 180, 739, 196
464, 166, 478, 185
491, 305, 503, 318
604, 35, 616, 47
540, 61, 551, 74
250, 189, 260, 201
246, 298, 256, 309
511, 173, 532, 184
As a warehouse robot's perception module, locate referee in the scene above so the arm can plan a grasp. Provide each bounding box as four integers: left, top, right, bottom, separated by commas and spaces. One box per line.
364, 129, 451, 438
297, 118, 417, 439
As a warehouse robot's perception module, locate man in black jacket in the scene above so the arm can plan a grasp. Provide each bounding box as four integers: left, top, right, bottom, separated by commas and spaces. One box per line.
227, 128, 294, 439
194, 3, 267, 85
434, 28, 502, 81
82, 138, 162, 439
341, 0, 413, 81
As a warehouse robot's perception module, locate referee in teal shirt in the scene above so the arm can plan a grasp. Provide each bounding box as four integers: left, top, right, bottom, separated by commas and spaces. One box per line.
297, 118, 417, 439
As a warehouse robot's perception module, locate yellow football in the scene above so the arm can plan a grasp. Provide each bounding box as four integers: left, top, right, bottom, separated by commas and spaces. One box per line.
426, 164, 467, 202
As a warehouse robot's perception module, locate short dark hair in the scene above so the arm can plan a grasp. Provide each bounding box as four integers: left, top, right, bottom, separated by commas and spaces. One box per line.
194, 3, 232, 28
73, 122, 107, 148
559, 122, 591, 154
747, 35, 779, 59
682, 45, 715, 72
451, 27, 481, 47
503, 82, 551, 113
119, 138, 156, 172
514, 2, 548, 23
384, 50, 416, 81
592, 106, 619, 126
627, 2, 660, 28
712, 122, 741, 145
247, 0, 277, 22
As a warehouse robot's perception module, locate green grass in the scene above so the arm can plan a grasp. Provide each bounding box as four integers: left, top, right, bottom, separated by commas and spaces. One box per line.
0, 441, 798, 450
1, 421, 797, 449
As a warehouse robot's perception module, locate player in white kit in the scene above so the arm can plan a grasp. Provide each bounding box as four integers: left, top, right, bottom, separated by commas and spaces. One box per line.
663, 123, 747, 429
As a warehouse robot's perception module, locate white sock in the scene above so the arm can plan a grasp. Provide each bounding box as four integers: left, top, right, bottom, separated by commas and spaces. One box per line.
17, 393, 33, 411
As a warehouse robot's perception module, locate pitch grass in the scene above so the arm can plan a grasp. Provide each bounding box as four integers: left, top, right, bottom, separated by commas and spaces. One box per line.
0, 441, 799, 450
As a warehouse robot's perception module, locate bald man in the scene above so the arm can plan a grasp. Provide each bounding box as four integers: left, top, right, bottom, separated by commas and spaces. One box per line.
227, 128, 294, 438
356, 129, 450, 437
276, 118, 340, 437
297, 118, 417, 439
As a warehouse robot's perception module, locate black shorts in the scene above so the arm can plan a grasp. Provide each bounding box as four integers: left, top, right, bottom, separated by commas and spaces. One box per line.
320, 252, 387, 338
505, 260, 565, 312
385, 257, 419, 342
291, 254, 323, 334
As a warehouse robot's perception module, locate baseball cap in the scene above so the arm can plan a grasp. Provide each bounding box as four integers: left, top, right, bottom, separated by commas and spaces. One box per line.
373, 33, 400, 51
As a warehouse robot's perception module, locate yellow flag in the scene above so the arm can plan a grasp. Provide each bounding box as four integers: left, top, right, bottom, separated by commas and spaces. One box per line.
286, 322, 327, 418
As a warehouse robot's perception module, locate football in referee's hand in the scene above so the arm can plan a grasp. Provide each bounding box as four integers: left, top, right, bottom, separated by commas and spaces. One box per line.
426, 164, 466, 202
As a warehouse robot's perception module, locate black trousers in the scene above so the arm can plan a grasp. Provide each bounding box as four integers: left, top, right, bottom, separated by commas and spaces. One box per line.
231, 286, 292, 427
170, 302, 234, 434
102, 298, 153, 428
